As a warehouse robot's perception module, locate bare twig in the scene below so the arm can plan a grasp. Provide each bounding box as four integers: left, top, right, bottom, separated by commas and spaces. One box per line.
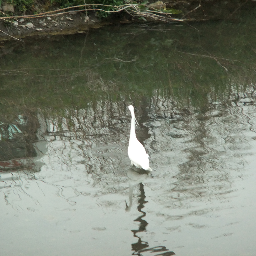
0, 4, 137, 20
177, 50, 241, 72
0, 3, 186, 23
0, 28, 23, 41
229, 0, 249, 18
182, 1, 201, 18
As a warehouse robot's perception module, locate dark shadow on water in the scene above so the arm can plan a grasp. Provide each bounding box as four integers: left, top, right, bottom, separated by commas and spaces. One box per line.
135, 246, 176, 256
131, 183, 148, 253
130, 179, 175, 256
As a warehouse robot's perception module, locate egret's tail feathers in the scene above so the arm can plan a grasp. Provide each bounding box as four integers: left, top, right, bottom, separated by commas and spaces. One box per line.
147, 167, 153, 172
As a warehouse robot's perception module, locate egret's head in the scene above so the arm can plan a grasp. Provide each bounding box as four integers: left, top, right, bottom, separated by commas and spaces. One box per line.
128, 105, 134, 112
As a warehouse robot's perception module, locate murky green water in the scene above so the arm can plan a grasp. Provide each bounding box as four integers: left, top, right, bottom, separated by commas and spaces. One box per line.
1, 12, 256, 256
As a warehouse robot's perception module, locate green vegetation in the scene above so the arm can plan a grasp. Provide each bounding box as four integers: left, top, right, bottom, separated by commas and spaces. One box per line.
1, 0, 126, 16
50, 0, 85, 7
3, 0, 35, 13
0, 0, 184, 21
93, 0, 125, 17
0, 0, 254, 22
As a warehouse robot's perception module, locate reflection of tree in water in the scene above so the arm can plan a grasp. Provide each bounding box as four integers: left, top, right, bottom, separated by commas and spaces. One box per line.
131, 183, 175, 256
144, 88, 256, 215
0, 111, 39, 169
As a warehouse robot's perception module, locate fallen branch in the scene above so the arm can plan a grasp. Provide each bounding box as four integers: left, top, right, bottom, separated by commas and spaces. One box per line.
0, 3, 186, 22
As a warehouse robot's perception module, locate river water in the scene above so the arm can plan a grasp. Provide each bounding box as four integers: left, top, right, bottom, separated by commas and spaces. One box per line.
1, 12, 256, 256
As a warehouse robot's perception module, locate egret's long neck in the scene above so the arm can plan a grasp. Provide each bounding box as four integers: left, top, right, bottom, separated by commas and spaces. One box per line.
129, 111, 136, 142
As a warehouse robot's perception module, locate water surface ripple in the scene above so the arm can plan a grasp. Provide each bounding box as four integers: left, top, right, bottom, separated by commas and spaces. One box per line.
1, 16, 256, 256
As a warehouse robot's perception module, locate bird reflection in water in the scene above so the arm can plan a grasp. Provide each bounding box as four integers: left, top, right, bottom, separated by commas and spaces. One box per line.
125, 167, 151, 212
126, 167, 175, 256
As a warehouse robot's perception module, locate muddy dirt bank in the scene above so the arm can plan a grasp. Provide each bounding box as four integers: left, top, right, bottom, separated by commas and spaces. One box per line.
0, 0, 255, 41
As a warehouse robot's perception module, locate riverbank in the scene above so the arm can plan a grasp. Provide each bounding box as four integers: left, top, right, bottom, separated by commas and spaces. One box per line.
0, 0, 255, 41
0, 11, 110, 41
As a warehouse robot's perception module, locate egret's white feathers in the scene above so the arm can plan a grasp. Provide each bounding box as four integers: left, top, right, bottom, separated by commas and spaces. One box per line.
128, 105, 152, 171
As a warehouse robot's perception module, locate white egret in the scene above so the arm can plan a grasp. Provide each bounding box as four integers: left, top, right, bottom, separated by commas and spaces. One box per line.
128, 105, 152, 171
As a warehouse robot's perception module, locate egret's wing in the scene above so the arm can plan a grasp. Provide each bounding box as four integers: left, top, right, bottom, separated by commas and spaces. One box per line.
128, 140, 150, 169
